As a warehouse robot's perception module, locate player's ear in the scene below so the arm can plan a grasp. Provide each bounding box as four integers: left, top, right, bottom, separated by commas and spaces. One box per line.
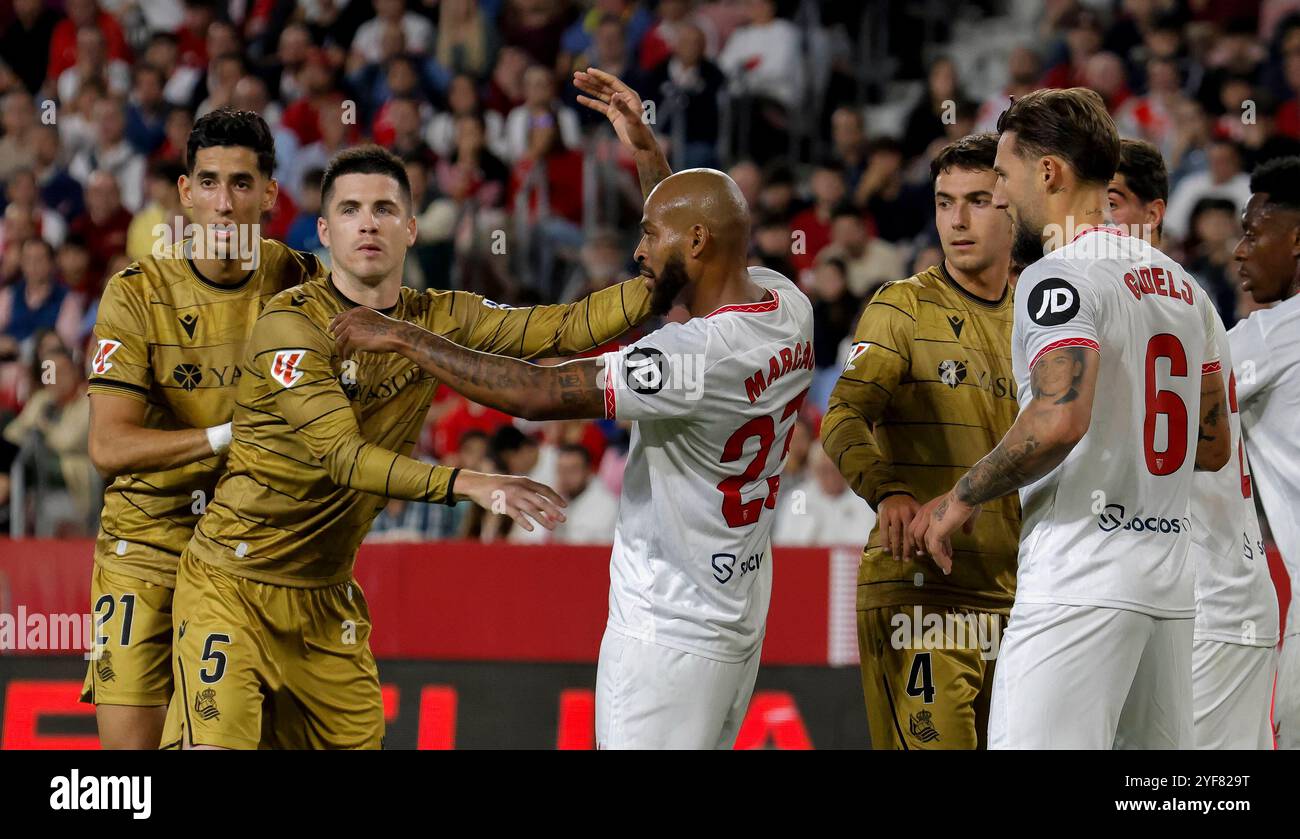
1290, 222, 1300, 260
261, 177, 279, 213
406, 213, 417, 247
177, 174, 192, 209
689, 223, 707, 257
317, 215, 330, 249
1149, 198, 1166, 232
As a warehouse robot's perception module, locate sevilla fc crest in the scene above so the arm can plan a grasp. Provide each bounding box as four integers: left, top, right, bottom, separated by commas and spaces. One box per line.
270, 349, 308, 387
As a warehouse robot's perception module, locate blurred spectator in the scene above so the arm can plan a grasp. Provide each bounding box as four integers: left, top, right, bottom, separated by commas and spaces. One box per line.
1196, 17, 1267, 115
69, 99, 146, 212
125, 64, 171, 156
774, 444, 876, 546
820, 204, 907, 298
829, 106, 869, 190
427, 74, 507, 160
4, 168, 67, 248
31, 125, 85, 224
559, 227, 631, 302
46, 0, 131, 86
376, 97, 437, 166
499, 0, 572, 69
289, 108, 354, 207
571, 15, 644, 129
855, 137, 931, 244
175, 0, 218, 69
1041, 7, 1104, 90
0, 239, 83, 358
640, 22, 724, 169
903, 57, 971, 160
728, 159, 761, 207
281, 50, 345, 148
0, 91, 38, 182
67, 170, 131, 291
1, 0, 60, 96
808, 256, 860, 410
437, 113, 510, 209
640, 0, 718, 71
484, 46, 532, 117
1184, 196, 1244, 324
3, 331, 94, 533
142, 31, 202, 109
57, 25, 131, 104
547, 443, 620, 544
1165, 137, 1252, 240
717, 0, 803, 163
127, 160, 186, 261
285, 168, 324, 255
353, 0, 435, 65
195, 52, 249, 118
56, 236, 95, 301
1116, 56, 1186, 158
756, 161, 800, 219
561, 0, 653, 75
436, 0, 499, 82
977, 46, 1042, 133
265, 22, 313, 105
154, 107, 195, 165
789, 161, 847, 274
1083, 51, 1132, 113
752, 211, 796, 278
503, 65, 581, 162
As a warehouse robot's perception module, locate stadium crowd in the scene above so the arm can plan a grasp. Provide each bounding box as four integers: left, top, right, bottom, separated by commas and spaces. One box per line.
0, 0, 1290, 544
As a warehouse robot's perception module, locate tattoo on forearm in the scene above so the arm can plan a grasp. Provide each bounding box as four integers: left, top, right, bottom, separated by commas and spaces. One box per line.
956, 435, 1043, 506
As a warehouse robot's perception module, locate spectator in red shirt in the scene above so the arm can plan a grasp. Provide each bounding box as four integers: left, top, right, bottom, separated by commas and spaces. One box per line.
1041, 7, 1103, 91
789, 161, 847, 274
46, 0, 131, 85
66, 170, 131, 295
281, 50, 344, 147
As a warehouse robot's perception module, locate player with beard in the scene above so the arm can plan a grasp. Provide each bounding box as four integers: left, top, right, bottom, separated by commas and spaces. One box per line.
1229, 156, 1300, 748
81, 108, 329, 749
914, 88, 1231, 748
1110, 139, 1278, 749
820, 133, 1020, 749
331, 74, 814, 748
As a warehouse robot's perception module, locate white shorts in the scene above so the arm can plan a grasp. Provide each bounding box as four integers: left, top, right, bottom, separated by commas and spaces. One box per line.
595, 628, 761, 750
1191, 639, 1275, 749
1276, 636, 1300, 750
988, 602, 1193, 749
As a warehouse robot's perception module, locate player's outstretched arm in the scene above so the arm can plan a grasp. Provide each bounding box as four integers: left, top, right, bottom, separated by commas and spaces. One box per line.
88, 392, 230, 478
1195, 368, 1231, 471
332, 307, 606, 422
912, 345, 1100, 573
574, 66, 672, 199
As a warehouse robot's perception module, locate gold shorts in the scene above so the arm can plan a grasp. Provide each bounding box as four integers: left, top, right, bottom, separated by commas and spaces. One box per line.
858, 604, 1005, 750
80, 563, 174, 707
161, 551, 384, 750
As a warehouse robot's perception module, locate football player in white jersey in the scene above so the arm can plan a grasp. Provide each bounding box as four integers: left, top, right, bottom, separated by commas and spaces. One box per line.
330, 147, 814, 746
913, 89, 1232, 749
1230, 155, 1300, 749
1111, 140, 1278, 749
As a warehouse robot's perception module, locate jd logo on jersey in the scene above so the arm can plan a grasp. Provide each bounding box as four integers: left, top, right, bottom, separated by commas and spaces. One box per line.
172, 363, 202, 391
178, 312, 199, 339
624, 347, 666, 394
1028, 278, 1080, 326
938, 359, 967, 388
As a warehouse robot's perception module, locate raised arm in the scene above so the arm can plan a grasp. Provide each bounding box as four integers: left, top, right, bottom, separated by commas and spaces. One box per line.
573, 67, 673, 199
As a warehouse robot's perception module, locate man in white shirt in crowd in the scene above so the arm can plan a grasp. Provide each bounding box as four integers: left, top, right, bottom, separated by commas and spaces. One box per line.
774, 444, 876, 547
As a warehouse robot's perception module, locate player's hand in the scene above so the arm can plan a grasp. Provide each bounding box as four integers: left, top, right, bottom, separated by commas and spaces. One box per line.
573, 67, 657, 154
455, 471, 568, 533
876, 493, 921, 561
911, 490, 981, 575
330, 307, 409, 360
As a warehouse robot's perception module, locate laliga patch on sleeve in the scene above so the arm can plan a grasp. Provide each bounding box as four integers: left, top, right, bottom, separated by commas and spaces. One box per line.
91, 339, 122, 375
1028, 278, 1080, 326
270, 349, 308, 388
844, 341, 870, 371
624, 347, 666, 394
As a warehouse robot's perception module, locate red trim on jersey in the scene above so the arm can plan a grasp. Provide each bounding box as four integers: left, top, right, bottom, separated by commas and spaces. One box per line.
705, 290, 780, 319
1070, 225, 1127, 244
1030, 337, 1101, 368
1202, 359, 1222, 375
603, 362, 617, 420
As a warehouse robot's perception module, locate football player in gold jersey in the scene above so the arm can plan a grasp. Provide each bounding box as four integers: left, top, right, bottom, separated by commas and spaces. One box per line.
820, 134, 1020, 749
82, 108, 329, 749
162, 146, 658, 749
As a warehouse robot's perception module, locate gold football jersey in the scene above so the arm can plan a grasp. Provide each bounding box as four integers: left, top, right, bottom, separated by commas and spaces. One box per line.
89, 239, 329, 586
187, 273, 652, 587
821, 264, 1021, 611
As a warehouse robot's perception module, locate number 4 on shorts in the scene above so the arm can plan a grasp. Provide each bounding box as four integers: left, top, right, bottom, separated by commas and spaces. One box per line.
906, 652, 936, 704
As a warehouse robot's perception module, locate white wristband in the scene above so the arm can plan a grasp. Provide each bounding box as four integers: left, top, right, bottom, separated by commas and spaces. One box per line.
206, 422, 233, 455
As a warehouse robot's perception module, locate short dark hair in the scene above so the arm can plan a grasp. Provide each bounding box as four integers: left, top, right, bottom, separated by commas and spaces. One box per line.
186, 107, 276, 176
1250, 155, 1300, 212
320, 145, 412, 212
930, 132, 998, 183
489, 425, 536, 457
557, 443, 591, 466
1116, 139, 1169, 204
995, 87, 1120, 186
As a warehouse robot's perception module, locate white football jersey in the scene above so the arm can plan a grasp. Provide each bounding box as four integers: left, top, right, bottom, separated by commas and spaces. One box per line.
1229, 293, 1300, 637
1191, 308, 1279, 646
1012, 227, 1219, 618
599, 267, 814, 661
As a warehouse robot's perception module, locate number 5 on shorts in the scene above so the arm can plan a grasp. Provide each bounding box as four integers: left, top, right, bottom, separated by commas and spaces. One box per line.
200, 633, 230, 684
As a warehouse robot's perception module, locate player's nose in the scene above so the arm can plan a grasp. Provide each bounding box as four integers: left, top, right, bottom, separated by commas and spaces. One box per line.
1231, 235, 1249, 261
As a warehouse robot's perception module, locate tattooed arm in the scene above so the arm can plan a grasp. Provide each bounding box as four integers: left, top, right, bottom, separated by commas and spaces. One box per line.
573, 67, 673, 198
1195, 368, 1231, 471
909, 346, 1100, 573
330, 307, 606, 421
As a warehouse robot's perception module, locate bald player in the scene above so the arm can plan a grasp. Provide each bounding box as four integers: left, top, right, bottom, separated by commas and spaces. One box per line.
334, 158, 815, 748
